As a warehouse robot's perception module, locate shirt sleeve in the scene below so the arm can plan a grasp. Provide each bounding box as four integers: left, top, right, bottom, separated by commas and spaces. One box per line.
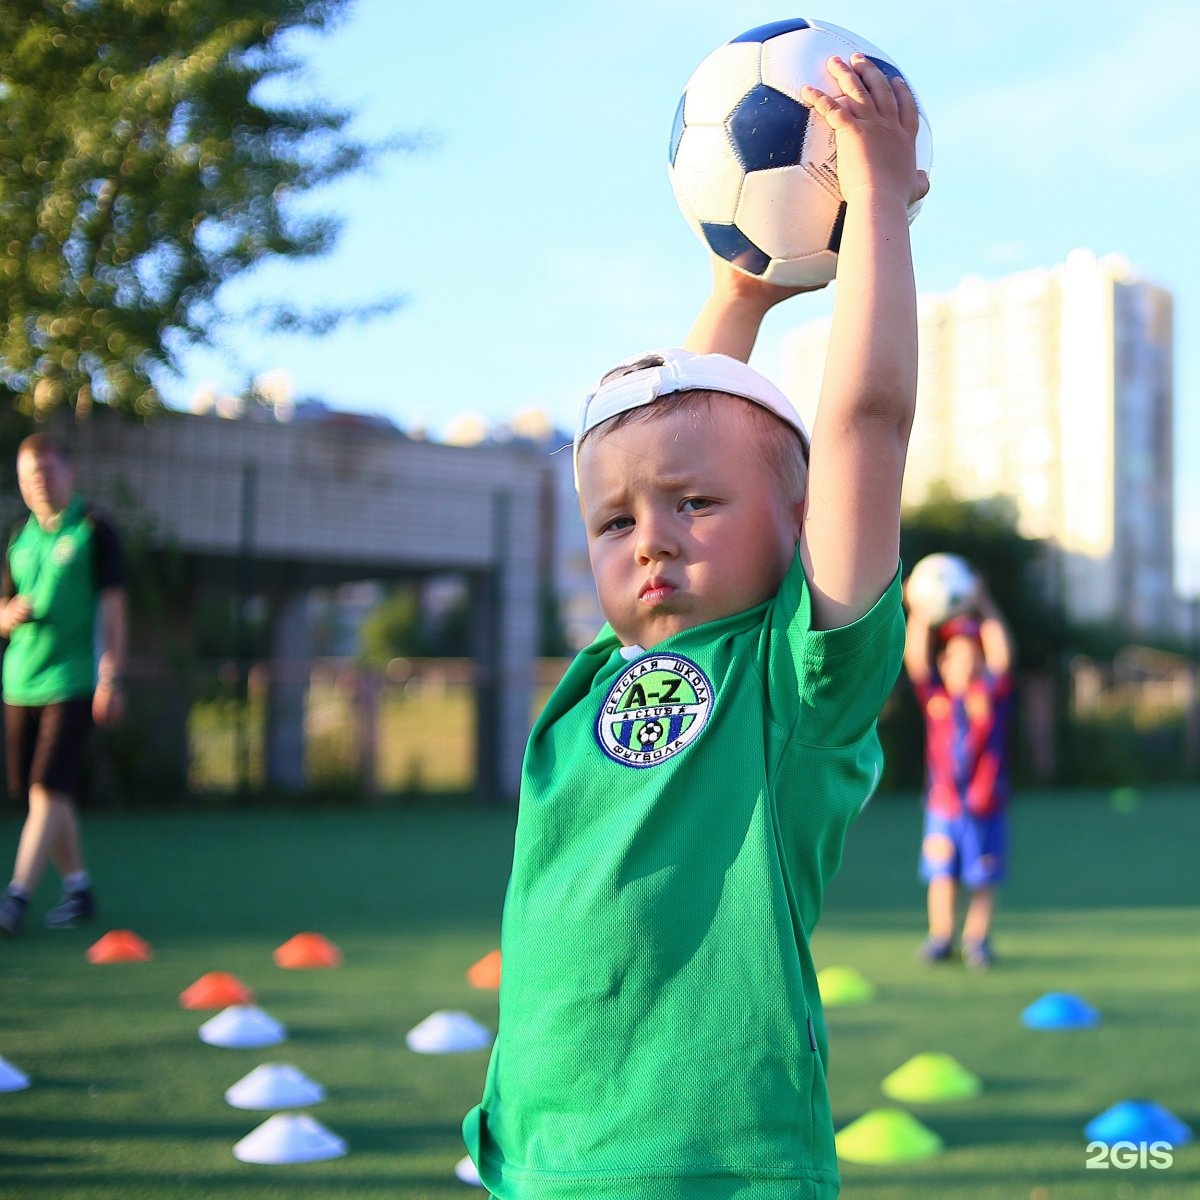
762, 551, 906, 748
0, 522, 21, 603
87, 512, 125, 591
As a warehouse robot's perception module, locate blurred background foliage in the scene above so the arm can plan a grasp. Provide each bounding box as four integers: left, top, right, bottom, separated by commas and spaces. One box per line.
0, 0, 414, 424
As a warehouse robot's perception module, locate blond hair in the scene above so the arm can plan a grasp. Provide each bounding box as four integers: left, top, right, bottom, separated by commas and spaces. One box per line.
580, 390, 808, 502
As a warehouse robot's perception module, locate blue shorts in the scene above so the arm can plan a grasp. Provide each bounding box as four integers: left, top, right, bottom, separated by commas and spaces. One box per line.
919, 810, 1007, 888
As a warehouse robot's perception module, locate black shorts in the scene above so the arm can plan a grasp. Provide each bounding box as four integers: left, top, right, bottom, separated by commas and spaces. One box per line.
4, 698, 94, 803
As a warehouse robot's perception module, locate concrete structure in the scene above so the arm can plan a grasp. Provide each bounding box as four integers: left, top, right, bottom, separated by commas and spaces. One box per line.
448, 409, 606, 652
782, 250, 1178, 635
60, 407, 550, 799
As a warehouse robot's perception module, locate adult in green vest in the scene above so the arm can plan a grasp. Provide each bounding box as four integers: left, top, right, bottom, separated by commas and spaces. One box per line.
0, 433, 126, 937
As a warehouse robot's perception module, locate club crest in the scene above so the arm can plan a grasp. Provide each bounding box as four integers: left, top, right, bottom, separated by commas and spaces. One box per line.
595, 653, 713, 768
51, 536, 77, 566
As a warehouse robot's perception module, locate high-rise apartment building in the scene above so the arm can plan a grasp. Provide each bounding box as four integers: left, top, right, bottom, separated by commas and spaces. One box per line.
781, 250, 1177, 635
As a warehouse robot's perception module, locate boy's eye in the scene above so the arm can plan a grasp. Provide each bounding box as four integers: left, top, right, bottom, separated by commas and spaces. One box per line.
680, 497, 712, 512
602, 515, 634, 533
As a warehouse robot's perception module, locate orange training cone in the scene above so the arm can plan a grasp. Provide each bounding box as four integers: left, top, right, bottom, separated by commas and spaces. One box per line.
180, 971, 255, 1010
273, 932, 342, 969
467, 950, 502, 989
87, 930, 153, 964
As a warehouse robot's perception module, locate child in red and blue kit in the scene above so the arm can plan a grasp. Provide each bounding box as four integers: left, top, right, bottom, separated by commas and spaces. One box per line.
904, 576, 1015, 969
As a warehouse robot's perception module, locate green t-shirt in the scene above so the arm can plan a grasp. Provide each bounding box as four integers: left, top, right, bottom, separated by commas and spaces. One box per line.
464, 551, 905, 1199
2, 495, 123, 705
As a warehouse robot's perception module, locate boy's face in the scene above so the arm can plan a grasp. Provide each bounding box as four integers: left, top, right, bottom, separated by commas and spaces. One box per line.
578, 400, 802, 647
937, 635, 985, 695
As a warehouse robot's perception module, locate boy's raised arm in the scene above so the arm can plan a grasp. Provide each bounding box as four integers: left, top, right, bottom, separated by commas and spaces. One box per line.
903, 601, 935, 688
799, 54, 925, 630
976, 585, 1016, 676
683, 263, 824, 360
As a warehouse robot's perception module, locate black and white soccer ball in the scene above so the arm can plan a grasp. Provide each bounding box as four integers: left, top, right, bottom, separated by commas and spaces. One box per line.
907, 553, 978, 625
638, 721, 664, 746
668, 18, 932, 286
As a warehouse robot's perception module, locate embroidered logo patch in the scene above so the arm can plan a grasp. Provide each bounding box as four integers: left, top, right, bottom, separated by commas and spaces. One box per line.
51, 536, 77, 567
595, 653, 713, 768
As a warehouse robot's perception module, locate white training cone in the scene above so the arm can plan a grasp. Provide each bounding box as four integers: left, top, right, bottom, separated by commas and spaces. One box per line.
199, 1005, 287, 1049
405, 1010, 493, 1054
232, 1112, 347, 1164
225, 1063, 325, 1110
455, 1154, 484, 1186
0, 1056, 31, 1092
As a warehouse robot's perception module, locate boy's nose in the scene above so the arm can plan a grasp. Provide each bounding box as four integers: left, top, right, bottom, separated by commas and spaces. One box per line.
635, 516, 679, 564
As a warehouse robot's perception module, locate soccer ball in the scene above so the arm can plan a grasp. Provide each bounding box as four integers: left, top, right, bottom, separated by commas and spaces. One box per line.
667, 18, 932, 286
638, 721, 664, 746
906, 554, 978, 625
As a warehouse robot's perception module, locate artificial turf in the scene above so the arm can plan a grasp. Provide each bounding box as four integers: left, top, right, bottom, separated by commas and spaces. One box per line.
0, 789, 1196, 1199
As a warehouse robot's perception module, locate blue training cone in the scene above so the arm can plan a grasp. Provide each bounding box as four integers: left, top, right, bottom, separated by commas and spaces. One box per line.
1085, 1100, 1193, 1147
1021, 992, 1100, 1030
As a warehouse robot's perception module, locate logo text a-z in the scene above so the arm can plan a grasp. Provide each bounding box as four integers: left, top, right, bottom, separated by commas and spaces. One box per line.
595, 654, 713, 768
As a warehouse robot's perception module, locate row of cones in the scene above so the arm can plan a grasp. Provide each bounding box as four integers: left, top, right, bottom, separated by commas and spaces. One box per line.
818, 965, 1193, 1164
836, 1098, 1194, 1166
203, 946, 499, 1162
82, 927, 348, 1163
85, 930, 342, 971
183, 934, 346, 1162
6, 924, 502, 1171
836, 1051, 979, 1164
818, 964, 1103, 1033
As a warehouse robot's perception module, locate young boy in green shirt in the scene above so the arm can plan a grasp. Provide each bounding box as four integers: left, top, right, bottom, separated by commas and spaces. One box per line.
465, 53, 926, 1197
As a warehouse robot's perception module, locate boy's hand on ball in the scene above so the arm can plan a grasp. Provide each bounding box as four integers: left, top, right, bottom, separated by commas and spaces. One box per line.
709, 254, 828, 314
801, 53, 923, 209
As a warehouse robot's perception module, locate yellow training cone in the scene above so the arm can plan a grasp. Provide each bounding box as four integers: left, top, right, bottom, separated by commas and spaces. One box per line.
836, 1108, 943, 1164
881, 1052, 982, 1103
817, 965, 875, 1007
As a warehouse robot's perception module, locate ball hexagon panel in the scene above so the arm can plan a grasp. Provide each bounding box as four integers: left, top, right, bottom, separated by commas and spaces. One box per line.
726, 84, 811, 172
760, 28, 843, 104
670, 124, 744, 224
680, 42, 763, 127
735, 165, 844, 260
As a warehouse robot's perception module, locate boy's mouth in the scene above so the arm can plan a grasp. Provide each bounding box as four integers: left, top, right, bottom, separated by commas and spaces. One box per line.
639, 579, 678, 606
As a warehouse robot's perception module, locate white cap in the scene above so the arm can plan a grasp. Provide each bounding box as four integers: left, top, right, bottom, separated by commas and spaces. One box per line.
573, 347, 809, 490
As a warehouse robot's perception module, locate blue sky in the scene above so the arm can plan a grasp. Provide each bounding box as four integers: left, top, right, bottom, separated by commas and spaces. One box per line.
166, 0, 1200, 594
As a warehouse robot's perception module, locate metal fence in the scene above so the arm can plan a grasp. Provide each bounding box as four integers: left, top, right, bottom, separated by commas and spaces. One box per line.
180, 657, 570, 799
88, 652, 1198, 807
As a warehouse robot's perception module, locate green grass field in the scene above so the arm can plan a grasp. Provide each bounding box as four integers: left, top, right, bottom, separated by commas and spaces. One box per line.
1, 789, 1197, 1199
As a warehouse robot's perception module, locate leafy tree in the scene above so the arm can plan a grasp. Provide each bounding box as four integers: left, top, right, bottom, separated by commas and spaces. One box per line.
0, 0, 409, 416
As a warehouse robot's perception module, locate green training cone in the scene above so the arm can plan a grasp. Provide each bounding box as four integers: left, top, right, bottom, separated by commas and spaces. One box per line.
836, 1108, 944, 1164
881, 1052, 982, 1103
817, 965, 875, 1007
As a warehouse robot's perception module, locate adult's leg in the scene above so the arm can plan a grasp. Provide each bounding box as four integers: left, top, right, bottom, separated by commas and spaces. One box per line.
5, 702, 41, 892
25, 698, 94, 888
47, 796, 85, 877
11, 784, 76, 893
